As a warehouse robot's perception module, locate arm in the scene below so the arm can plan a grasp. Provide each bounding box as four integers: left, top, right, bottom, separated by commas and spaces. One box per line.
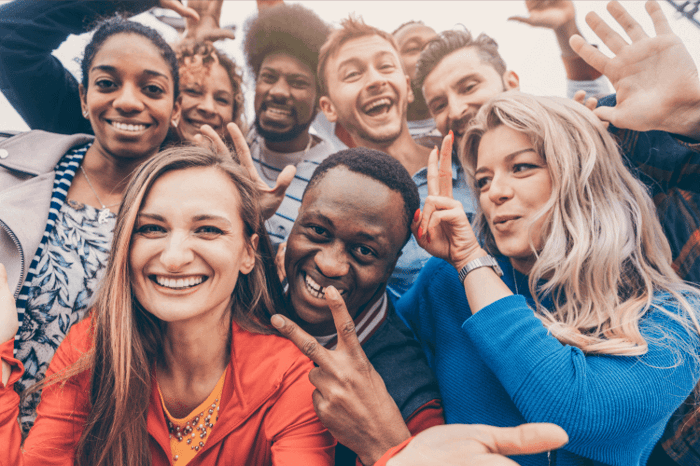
265, 355, 336, 466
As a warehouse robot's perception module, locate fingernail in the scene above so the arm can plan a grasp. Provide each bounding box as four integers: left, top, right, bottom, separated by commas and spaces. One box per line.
326, 286, 338, 299
449, 130, 454, 143
417, 226, 423, 240
413, 208, 421, 223
271, 314, 284, 328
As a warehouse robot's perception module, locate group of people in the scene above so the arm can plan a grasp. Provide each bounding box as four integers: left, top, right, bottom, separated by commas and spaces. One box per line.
0, 0, 699, 465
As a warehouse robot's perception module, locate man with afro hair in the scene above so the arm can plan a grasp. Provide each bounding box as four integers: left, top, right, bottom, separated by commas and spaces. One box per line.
243, 3, 334, 247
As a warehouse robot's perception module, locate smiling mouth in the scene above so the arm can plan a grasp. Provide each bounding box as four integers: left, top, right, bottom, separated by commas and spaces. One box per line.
107, 120, 151, 132
362, 97, 393, 117
183, 118, 220, 131
303, 272, 346, 300
152, 275, 208, 290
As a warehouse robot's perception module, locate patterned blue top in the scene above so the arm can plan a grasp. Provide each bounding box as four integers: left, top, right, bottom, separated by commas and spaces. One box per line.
13, 143, 117, 433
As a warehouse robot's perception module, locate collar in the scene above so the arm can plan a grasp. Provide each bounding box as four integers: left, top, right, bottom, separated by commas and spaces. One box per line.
314, 292, 388, 350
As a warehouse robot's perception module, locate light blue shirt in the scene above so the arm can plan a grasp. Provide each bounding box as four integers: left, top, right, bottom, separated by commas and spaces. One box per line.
387, 162, 477, 302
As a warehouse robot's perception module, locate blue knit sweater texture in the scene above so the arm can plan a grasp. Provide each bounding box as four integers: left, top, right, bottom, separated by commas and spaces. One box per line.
395, 256, 700, 466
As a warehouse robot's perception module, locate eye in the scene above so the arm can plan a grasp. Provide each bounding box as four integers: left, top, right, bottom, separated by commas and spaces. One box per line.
216, 97, 232, 105
136, 224, 165, 236
290, 79, 311, 90
475, 176, 491, 190
144, 84, 165, 96
459, 82, 477, 94
259, 73, 277, 84
95, 79, 117, 90
307, 224, 329, 240
196, 225, 224, 236
352, 244, 376, 259
379, 62, 396, 71
184, 87, 202, 96
513, 163, 538, 174
343, 70, 360, 81
430, 101, 446, 114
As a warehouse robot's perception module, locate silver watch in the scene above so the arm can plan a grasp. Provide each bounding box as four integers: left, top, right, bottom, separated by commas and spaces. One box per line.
457, 255, 503, 284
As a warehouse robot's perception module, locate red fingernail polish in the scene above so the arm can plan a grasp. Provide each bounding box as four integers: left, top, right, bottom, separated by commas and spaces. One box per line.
413, 208, 420, 223
449, 130, 454, 143
417, 226, 423, 240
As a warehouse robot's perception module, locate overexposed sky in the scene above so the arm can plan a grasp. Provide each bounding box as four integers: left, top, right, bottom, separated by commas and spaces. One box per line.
1, 1, 699, 131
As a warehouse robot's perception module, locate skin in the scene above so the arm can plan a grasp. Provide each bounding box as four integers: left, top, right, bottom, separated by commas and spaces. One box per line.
284, 167, 406, 335
474, 126, 552, 275
254, 53, 318, 153
130, 167, 257, 416
422, 47, 519, 139
320, 35, 430, 176
75, 33, 180, 212
393, 23, 438, 122
177, 62, 235, 142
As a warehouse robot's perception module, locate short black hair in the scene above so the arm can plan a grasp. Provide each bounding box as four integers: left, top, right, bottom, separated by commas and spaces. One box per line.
82, 15, 179, 100
243, 3, 330, 86
415, 29, 506, 89
305, 148, 420, 245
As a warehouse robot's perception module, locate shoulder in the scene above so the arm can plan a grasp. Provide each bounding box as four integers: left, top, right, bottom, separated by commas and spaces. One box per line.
0, 130, 93, 174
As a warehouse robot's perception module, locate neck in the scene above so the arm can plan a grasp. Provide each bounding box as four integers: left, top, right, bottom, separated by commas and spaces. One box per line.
82, 144, 153, 197
265, 129, 312, 153
355, 127, 431, 177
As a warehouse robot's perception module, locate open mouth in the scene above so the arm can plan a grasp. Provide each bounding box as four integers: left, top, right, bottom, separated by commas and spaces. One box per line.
493, 215, 521, 228
151, 275, 208, 290
183, 118, 220, 131
107, 120, 151, 132
362, 97, 393, 117
303, 272, 346, 300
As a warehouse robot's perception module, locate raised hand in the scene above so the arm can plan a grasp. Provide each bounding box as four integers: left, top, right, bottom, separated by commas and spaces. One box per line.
572, 90, 599, 112
508, 0, 575, 31
183, 0, 236, 43
0, 264, 18, 346
197, 123, 296, 221
413, 132, 482, 271
387, 423, 568, 466
570, 1, 700, 139
271, 287, 411, 466
158, 0, 200, 22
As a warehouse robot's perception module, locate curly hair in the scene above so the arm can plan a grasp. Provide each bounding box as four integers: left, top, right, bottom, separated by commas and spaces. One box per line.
243, 3, 330, 86
415, 29, 506, 89
462, 92, 700, 357
174, 40, 245, 128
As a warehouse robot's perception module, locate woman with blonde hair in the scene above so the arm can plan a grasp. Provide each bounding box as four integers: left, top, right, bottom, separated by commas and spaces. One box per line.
0, 145, 334, 465
397, 92, 700, 465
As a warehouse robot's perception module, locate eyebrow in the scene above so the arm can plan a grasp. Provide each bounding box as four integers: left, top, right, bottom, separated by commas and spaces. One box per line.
90, 65, 169, 80
136, 213, 232, 226
260, 67, 311, 80
474, 148, 538, 176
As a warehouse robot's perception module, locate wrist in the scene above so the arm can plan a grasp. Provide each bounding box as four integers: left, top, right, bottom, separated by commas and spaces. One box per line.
555, 19, 580, 57
452, 248, 488, 272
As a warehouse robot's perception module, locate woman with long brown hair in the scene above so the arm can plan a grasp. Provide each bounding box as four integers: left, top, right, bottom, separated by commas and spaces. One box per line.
0, 146, 334, 465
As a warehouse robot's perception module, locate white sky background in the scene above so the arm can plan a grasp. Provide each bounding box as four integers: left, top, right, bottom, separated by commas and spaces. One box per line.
1, 0, 700, 132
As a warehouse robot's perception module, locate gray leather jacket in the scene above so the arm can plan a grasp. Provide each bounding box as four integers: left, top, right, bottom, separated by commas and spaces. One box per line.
0, 130, 93, 298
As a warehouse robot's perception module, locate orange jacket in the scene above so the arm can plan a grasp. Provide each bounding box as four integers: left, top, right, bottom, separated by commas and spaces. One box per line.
0, 318, 335, 466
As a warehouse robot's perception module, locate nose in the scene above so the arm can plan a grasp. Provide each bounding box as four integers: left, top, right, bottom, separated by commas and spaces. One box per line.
314, 242, 350, 279
366, 65, 388, 92
487, 173, 514, 205
196, 92, 216, 117
113, 82, 145, 113
160, 232, 195, 271
268, 77, 291, 102
446, 98, 467, 134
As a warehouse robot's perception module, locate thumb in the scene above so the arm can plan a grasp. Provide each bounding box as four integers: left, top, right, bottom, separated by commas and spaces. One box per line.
273, 166, 296, 196
592, 106, 617, 125
508, 15, 534, 25
199, 28, 237, 42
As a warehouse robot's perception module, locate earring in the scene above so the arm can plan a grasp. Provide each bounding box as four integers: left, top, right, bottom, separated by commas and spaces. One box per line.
83, 110, 89, 118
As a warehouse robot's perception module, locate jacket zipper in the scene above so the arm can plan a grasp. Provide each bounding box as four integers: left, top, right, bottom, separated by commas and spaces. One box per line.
0, 218, 25, 299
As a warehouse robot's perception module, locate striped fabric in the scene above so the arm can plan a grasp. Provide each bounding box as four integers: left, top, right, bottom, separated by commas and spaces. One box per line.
14, 144, 88, 349
315, 292, 388, 350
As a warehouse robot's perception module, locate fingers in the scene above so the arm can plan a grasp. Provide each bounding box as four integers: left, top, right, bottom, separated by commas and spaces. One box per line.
607, 1, 648, 42
592, 105, 617, 126
160, 0, 200, 22
271, 314, 331, 367
426, 146, 439, 196
483, 423, 568, 456
572, 90, 586, 105
569, 35, 608, 73
275, 243, 287, 283
198, 124, 230, 157
199, 28, 237, 42
438, 131, 454, 198
273, 166, 296, 196
585, 10, 628, 54
507, 15, 534, 25
227, 122, 256, 173
418, 195, 468, 244
584, 96, 598, 112
324, 287, 364, 356
646, 0, 672, 35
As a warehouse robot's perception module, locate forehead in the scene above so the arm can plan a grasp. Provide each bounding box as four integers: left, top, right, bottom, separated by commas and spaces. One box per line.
334, 35, 401, 65
260, 52, 314, 78
181, 61, 233, 92
423, 46, 501, 93
142, 167, 240, 211
477, 125, 537, 166
92, 33, 171, 76
301, 168, 406, 243
394, 24, 437, 47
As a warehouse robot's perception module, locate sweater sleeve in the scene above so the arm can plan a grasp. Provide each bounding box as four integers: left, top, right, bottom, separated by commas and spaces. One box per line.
463, 294, 700, 458
265, 356, 336, 466
0, 320, 92, 466
0, 0, 157, 135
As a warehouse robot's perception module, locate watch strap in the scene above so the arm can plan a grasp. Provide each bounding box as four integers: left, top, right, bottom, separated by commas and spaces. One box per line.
457, 255, 504, 284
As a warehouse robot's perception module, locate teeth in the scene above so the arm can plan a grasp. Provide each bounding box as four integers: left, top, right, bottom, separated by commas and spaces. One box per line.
155, 276, 204, 289
304, 274, 346, 299
267, 107, 292, 116
363, 98, 391, 113
111, 121, 147, 132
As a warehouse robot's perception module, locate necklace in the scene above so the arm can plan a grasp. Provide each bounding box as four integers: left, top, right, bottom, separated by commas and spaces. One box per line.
512, 265, 519, 295
167, 397, 221, 452
79, 166, 120, 224
258, 133, 314, 182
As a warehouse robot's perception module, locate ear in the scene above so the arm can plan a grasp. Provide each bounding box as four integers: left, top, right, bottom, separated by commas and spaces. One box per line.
240, 233, 259, 275
405, 74, 415, 104
171, 98, 182, 128
79, 84, 88, 118
503, 70, 520, 91
319, 95, 338, 123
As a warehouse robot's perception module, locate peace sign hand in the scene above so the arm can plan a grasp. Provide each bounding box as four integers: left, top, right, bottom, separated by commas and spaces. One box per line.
413, 132, 482, 271
271, 287, 411, 466
197, 123, 296, 221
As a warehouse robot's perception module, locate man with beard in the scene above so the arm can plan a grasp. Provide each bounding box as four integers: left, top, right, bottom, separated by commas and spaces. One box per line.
243, 3, 333, 246
316, 17, 476, 300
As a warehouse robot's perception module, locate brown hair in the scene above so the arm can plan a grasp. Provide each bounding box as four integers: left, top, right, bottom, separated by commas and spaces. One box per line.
37, 145, 290, 465
317, 16, 401, 96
